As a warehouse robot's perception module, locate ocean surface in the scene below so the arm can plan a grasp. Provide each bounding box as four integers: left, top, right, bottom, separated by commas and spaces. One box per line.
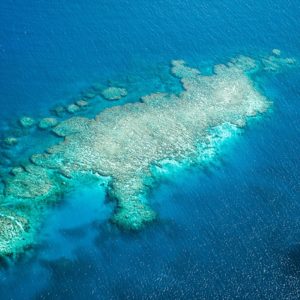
0, 0, 300, 299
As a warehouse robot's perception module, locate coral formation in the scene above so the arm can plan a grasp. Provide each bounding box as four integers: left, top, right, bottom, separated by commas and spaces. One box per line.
10, 166, 24, 176
19, 116, 35, 128
67, 104, 80, 114
0, 207, 34, 256
5, 165, 60, 200
101, 87, 127, 100
83, 92, 97, 99
4, 137, 18, 146
272, 48, 281, 56
76, 100, 89, 107
0, 52, 296, 257
38, 118, 59, 129
262, 52, 296, 71
52, 105, 66, 117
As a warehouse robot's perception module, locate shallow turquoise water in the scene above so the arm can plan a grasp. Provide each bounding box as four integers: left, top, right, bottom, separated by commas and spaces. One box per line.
0, 1, 300, 299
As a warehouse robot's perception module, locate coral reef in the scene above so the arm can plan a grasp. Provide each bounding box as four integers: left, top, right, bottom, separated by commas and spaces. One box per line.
272, 48, 281, 56
67, 104, 80, 114
101, 87, 127, 100
5, 165, 63, 205
38, 118, 59, 129
51, 105, 66, 117
76, 100, 89, 107
0, 52, 296, 257
10, 166, 24, 176
262, 52, 296, 71
4, 137, 18, 146
0, 207, 34, 256
19, 116, 35, 128
83, 92, 97, 99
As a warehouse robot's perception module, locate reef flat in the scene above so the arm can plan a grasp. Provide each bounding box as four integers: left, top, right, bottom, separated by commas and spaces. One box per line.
0, 52, 296, 257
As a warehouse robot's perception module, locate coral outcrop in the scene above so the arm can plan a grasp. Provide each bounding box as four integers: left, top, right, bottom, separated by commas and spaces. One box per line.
4, 137, 18, 146
67, 104, 80, 114
38, 118, 59, 129
19, 117, 35, 128
101, 87, 127, 100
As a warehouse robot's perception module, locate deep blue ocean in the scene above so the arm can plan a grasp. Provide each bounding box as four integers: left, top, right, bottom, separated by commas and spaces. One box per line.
0, 0, 300, 299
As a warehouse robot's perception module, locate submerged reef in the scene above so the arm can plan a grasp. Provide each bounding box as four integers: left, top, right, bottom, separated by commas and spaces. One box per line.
3, 137, 18, 147
101, 86, 128, 100
38, 118, 59, 130
0, 206, 34, 256
67, 104, 80, 114
0, 52, 296, 257
76, 100, 89, 107
19, 116, 35, 128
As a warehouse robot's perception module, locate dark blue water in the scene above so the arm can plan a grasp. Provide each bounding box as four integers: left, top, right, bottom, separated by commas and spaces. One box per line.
0, 0, 300, 299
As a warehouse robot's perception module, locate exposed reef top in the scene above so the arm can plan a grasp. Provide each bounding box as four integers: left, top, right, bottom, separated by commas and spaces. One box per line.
0, 51, 297, 257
